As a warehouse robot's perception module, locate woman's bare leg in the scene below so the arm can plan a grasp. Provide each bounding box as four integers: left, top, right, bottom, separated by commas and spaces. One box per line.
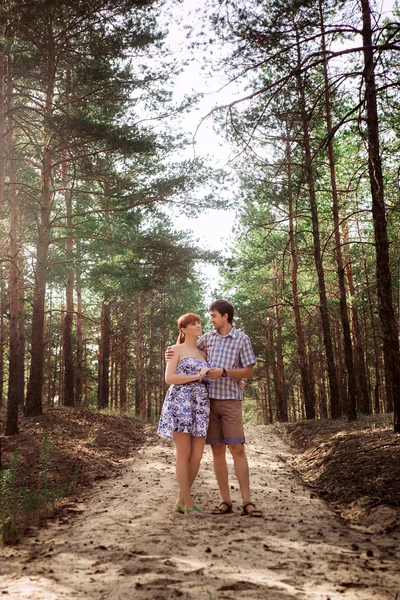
189, 436, 206, 487
175, 435, 206, 508
173, 432, 194, 509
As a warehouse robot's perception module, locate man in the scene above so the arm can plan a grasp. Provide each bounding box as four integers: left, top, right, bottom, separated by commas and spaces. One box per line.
167, 299, 262, 517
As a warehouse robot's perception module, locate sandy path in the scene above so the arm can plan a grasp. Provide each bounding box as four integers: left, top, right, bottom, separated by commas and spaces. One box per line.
1, 425, 399, 599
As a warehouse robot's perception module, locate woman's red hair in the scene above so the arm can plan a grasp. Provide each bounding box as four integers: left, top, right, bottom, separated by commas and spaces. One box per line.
176, 313, 201, 344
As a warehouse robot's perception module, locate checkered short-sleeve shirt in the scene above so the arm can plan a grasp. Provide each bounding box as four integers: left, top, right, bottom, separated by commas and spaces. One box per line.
197, 328, 256, 400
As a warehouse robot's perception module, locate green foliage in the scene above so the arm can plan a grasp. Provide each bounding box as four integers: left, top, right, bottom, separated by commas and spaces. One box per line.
206, 0, 400, 423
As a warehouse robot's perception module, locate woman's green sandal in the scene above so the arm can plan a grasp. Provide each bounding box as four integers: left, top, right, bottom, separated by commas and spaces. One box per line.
185, 506, 205, 516
175, 503, 185, 514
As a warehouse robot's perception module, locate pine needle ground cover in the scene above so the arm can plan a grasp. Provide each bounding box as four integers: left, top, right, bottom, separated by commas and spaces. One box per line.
280, 415, 400, 532
0, 409, 146, 542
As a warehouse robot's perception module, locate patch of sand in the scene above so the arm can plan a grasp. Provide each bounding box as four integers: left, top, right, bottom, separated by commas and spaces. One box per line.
1, 425, 399, 599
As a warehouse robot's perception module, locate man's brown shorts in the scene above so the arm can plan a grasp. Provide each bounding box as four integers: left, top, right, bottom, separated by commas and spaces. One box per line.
206, 399, 245, 445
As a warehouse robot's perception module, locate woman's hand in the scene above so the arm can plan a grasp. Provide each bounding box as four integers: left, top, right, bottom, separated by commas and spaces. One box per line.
199, 367, 209, 380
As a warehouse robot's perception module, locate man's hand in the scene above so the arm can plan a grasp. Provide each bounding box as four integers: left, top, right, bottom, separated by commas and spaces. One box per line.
206, 367, 223, 379
165, 346, 175, 362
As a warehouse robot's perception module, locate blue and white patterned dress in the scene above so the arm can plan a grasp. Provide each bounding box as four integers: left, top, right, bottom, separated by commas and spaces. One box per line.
157, 357, 210, 440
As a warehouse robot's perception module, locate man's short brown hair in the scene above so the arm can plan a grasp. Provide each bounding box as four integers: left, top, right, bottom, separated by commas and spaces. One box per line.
209, 299, 234, 323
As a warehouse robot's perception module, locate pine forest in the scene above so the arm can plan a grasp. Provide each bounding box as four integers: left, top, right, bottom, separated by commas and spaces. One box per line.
1, 0, 400, 436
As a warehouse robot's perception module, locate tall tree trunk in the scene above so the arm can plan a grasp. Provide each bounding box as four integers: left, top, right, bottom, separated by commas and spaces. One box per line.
147, 293, 154, 421
110, 336, 115, 411
274, 290, 288, 422
46, 293, 53, 406
319, 0, 357, 420
62, 70, 74, 407
62, 153, 75, 406
286, 137, 315, 419
83, 340, 88, 408
97, 302, 111, 411
75, 255, 83, 405
334, 318, 346, 413
135, 293, 143, 416
263, 322, 274, 424
58, 314, 64, 405
267, 315, 286, 422
295, 28, 340, 418
111, 311, 118, 411
266, 321, 278, 420
357, 220, 382, 412
260, 378, 269, 424
156, 292, 167, 420
315, 323, 328, 418
6, 54, 24, 434
17, 251, 25, 407
0, 4, 6, 411
25, 35, 55, 416
6, 88, 21, 434
360, 0, 400, 432
342, 219, 371, 413
0, 267, 4, 411
120, 334, 128, 415
0, 5, 5, 214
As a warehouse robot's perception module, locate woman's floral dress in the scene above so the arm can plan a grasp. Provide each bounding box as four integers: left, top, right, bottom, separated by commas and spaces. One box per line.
157, 357, 210, 439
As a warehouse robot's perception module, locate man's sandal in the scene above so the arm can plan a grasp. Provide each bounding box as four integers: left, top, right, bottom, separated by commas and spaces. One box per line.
185, 506, 205, 516
175, 503, 185, 514
211, 501, 233, 515
241, 502, 263, 518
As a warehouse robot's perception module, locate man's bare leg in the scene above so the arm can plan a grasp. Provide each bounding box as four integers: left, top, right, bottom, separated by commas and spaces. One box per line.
211, 442, 231, 504
228, 443, 251, 504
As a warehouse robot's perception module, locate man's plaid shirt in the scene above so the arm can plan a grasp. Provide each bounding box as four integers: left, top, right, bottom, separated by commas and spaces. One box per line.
197, 327, 256, 400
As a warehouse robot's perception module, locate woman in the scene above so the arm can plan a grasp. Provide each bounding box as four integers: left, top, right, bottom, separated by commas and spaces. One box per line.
158, 313, 210, 516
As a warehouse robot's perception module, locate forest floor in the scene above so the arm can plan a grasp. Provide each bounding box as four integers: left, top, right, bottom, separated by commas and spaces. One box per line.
0, 408, 399, 599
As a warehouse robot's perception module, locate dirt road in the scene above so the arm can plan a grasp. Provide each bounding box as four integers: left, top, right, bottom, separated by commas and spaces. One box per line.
1, 425, 399, 599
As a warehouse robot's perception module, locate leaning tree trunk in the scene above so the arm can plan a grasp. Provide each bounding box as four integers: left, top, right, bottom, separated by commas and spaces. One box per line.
25, 41, 56, 417
360, 0, 400, 432
319, 0, 357, 420
295, 30, 340, 419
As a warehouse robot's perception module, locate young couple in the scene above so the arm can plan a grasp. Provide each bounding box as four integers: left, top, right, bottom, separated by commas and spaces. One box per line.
158, 299, 262, 518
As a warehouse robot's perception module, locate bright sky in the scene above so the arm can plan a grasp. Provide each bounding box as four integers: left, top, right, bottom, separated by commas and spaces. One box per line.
163, 0, 247, 296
